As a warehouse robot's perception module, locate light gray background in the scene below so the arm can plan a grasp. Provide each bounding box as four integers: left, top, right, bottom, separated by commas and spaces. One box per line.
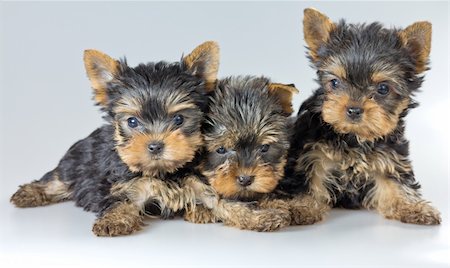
0, 1, 449, 268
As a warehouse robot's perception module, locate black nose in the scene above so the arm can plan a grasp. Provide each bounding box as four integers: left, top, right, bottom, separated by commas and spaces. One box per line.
236, 175, 255, 187
148, 141, 164, 154
346, 107, 363, 120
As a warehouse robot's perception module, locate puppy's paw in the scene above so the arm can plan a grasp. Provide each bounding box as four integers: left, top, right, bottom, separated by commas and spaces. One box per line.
245, 208, 292, 232
396, 202, 441, 225
92, 213, 143, 237
290, 206, 324, 225
10, 184, 48, 208
184, 205, 218, 224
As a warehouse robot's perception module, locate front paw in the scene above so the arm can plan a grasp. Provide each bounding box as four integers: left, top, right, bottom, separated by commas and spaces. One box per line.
244, 208, 291, 232
92, 213, 144, 237
396, 202, 441, 225
184, 205, 218, 224
290, 206, 324, 225
11, 184, 48, 208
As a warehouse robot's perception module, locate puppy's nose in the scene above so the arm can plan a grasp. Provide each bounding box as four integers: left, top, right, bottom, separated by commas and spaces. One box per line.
236, 175, 255, 187
346, 107, 363, 120
148, 141, 164, 154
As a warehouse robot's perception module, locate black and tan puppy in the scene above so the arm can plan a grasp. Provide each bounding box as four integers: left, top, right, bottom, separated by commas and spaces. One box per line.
184, 76, 298, 231
278, 8, 441, 225
10, 42, 221, 236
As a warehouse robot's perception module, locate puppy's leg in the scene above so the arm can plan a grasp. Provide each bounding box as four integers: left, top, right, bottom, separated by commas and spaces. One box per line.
212, 200, 291, 232
92, 201, 144, 237
92, 177, 156, 236
183, 176, 291, 231
11, 169, 71, 207
182, 176, 219, 224
93, 176, 202, 236
286, 194, 330, 225
366, 174, 441, 225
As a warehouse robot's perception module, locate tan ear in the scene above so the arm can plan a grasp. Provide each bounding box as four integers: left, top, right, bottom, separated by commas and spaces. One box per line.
268, 83, 299, 115
399, 21, 432, 73
183, 41, 220, 91
84, 49, 119, 107
303, 8, 335, 60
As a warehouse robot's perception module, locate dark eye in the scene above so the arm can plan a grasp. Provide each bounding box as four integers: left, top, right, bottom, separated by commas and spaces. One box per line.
173, 114, 184, 126
377, 83, 390, 95
127, 117, 139, 128
260, 144, 270, 153
330, 79, 340, 90
216, 146, 227, 154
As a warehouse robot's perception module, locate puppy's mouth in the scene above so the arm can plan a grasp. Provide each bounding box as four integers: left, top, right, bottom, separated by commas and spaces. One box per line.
148, 155, 163, 160
139, 158, 187, 176
228, 189, 264, 202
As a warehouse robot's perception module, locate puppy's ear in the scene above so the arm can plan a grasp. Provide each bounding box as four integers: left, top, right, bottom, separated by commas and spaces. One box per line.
399, 21, 432, 73
183, 41, 220, 91
303, 8, 335, 61
84, 49, 120, 107
268, 83, 299, 116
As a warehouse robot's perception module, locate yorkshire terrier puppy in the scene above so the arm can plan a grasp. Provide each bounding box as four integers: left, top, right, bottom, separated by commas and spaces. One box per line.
184, 76, 298, 231
11, 42, 221, 236
278, 8, 441, 225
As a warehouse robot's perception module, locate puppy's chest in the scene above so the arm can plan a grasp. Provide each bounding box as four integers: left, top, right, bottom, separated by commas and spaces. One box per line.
305, 142, 396, 191
331, 150, 374, 192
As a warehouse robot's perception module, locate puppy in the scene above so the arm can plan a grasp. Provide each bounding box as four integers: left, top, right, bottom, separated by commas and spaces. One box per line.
11, 42, 221, 236
278, 8, 441, 225
184, 76, 298, 231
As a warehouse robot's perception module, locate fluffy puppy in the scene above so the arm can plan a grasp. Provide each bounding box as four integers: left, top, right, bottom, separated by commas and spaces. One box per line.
11, 42, 220, 236
184, 76, 298, 231
278, 8, 441, 225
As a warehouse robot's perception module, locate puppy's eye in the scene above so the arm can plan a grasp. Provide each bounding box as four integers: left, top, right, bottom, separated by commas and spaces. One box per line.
173, 114, 184, 126
377, 83, 390, 95
127, 117, 139, 128
260, 144, 270, 153
216, 146, 227, 154
330, 79, 340, 90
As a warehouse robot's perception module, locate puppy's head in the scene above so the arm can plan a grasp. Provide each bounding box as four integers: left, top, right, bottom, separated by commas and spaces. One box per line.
201, 76, 298, 200
303, 8, 431, 142
84, 42, 220, 175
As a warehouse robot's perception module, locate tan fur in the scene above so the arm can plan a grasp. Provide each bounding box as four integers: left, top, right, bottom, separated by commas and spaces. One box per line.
371, 71, 399, 84
322, 92, 410, 142
205, 162, 241, 198
111, 176, 198, 212
92, 201, 144, 236
365, 174, 441, 225
296, 145, 336, 204
321, 57, 347, 79
184, 204, 218, 224
167, 102, 197, 115
211, 200, 291, 232
399, 21, 432, 73
204, 158, 285, 199
115, 128, 203, 176
113, 96, 143, 117
303, 8, 336, 60
284, 195, 330, 225
83, 50, 119, 107
10, 173, 71, 207
267, 83, 299, 115
297, 142, 413, 201
183, 41, 220, 91
185, 198, 292, 232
